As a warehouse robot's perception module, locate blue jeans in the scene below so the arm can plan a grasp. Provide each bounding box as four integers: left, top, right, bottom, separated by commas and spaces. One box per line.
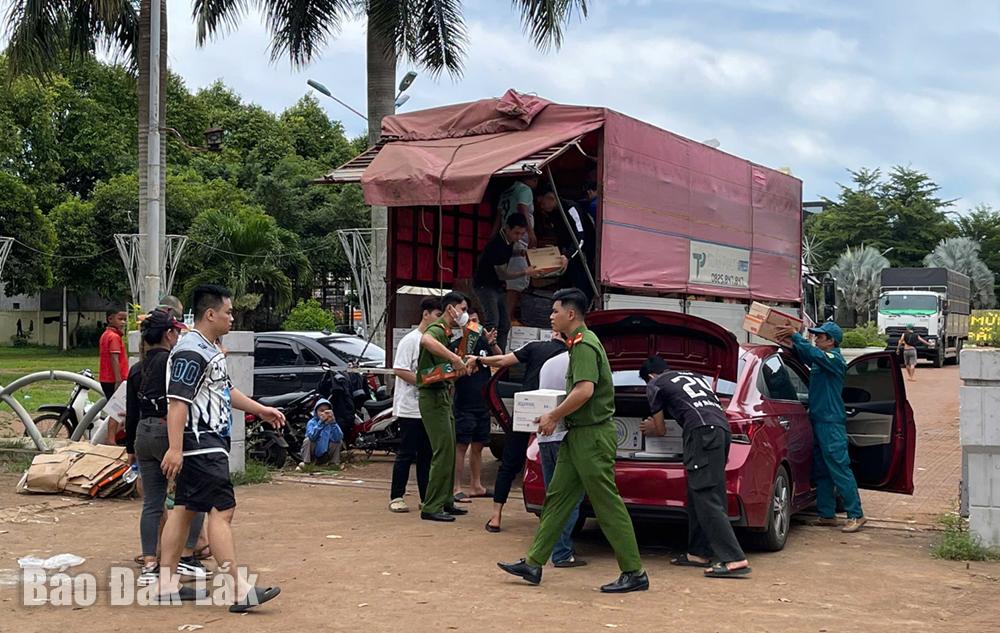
539, 440, 583, 563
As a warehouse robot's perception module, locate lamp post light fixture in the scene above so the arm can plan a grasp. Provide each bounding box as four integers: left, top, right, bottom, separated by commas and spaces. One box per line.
204, 127, 225, 152
307, 79, 369, 122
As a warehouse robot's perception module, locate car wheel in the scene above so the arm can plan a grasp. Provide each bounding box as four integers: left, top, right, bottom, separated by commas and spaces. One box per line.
747, 466, 791, 552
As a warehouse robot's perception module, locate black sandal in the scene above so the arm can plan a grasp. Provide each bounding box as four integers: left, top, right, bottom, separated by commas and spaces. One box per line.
485, 520, 501, 533
229, 586, 282, 613
670, 554, 712, 568
703, 562, 751, 579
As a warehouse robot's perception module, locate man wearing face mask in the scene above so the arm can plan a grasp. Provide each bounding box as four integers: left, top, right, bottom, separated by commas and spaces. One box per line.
417, 291, 477, 522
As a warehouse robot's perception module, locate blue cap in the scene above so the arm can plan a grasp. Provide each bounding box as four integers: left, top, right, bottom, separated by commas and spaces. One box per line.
808, 321, 843, 345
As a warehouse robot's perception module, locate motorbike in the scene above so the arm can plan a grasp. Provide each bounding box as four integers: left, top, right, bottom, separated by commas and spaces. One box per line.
31, 368, 109, 440
246, 365, 396, 468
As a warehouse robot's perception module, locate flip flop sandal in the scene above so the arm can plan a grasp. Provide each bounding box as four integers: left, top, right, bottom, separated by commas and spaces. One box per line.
453, 492, 473, 504
469, 488, 495, 498
671, 554, 712, 568
193, 545, 213, 561
229, 586, 282, 613
152, 585, 207, 604
485, 520, 501, 533
704, 563, 751, 579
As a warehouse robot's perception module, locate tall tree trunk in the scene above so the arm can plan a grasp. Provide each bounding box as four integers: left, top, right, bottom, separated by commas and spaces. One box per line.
137, 0, 168, 303
365, 25, 396, 348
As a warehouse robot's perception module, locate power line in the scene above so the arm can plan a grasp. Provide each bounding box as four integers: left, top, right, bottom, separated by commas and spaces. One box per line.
11, 238, 117, 260
184, 237, 338, 259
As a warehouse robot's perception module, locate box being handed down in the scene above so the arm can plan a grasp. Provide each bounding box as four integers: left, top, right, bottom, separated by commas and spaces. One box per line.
513, 389, 565, 433
742, 301, 803, 344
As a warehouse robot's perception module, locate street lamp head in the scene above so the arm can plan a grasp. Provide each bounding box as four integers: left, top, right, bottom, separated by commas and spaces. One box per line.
398, 71, 418, 93
203, 127, 224, 152
394, 94, 411, 109
307, 79, 333, 97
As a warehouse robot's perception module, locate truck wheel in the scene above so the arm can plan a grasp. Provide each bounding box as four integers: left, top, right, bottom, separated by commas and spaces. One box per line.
946, 340, 963, 366
745, 466, 791, 552
933, 346, 945, 368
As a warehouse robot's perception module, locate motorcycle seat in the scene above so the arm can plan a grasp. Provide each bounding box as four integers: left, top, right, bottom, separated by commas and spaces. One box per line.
363, 398, 393, 415
256, 392, 311, 408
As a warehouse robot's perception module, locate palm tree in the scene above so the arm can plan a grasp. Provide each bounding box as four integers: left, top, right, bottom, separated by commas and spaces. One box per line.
830, 246, 890, 324
193, 0, 588, 340
4, 0, 167, 280
924, 237, 997, 308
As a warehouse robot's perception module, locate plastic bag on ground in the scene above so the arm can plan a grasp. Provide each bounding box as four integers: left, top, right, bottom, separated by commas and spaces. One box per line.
18, 554, 86, 572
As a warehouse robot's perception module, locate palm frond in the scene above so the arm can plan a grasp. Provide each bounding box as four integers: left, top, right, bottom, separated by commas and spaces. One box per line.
510, 0, 586, 51
3, 0, 65, 78
365, 0, 414, 60
263, 0, 352, 66
405, 0, 467, 77
191, 0, 250, 46
925, 237, 997, 308
830, 246, 889, 320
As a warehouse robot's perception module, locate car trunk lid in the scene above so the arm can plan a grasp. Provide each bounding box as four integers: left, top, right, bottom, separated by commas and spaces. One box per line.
585, 309, 740, 382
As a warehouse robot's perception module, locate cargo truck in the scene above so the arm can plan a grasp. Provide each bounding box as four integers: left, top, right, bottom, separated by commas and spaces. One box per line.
878, 267, 970, 367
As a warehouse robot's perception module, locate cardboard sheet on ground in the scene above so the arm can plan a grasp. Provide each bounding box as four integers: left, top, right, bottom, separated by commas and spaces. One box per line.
18, 442, 133, 498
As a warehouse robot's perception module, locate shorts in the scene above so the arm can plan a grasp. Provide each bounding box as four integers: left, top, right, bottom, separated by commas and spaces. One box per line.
455, 409, 490, 445
175, 452, 236, 513
100, 382, 117, 400
506, 256, 529, 292
903, 348, 918, 367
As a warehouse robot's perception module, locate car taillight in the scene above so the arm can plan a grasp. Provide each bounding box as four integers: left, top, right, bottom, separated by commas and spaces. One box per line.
729, 418, 761, 444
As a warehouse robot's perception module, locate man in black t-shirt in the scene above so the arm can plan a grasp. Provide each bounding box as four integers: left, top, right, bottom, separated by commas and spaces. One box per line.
640, 356, 751, 579
451, 309, 504, 502
479, 333, 568, 533
474, 213, 538, 352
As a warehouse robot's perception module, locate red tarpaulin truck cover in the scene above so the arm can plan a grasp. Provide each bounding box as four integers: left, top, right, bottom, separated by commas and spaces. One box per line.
337, 89, 802, 303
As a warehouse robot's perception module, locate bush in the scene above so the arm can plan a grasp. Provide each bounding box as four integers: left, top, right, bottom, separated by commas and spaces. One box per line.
282, 298, 335, 332
932, 513, 1000, 561
231, 460, 272, 486
841, 323, 886, 348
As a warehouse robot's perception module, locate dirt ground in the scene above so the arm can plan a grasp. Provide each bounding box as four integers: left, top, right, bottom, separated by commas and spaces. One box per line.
1, 365, 998, 633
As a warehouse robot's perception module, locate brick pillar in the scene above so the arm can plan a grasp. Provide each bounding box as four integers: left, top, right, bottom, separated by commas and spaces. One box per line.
959, 348, 1000, 546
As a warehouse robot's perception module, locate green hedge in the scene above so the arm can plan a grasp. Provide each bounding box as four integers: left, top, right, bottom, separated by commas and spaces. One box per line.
841, 323, 887, 348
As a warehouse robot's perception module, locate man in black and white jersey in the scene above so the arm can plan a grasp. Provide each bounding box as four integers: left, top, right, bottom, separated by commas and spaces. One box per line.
156, 284, 285, 611
639, 356, 751, 579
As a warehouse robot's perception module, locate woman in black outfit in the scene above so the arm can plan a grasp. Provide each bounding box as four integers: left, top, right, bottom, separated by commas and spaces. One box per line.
125, 308, 210, 587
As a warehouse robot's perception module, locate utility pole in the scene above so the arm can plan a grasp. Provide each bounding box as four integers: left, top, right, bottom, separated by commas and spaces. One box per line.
141, 0, 163, 311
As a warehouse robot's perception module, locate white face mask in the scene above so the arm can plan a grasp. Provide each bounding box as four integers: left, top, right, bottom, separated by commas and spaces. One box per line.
453, 308, 470, 328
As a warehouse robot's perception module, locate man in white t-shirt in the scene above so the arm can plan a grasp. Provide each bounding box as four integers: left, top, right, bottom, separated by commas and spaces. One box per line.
388, 297, 443, 513
536, 348, 587, 567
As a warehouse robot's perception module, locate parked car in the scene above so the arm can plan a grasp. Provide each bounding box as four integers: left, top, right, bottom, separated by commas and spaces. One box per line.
253, 331, 386, 398
486, 310, 916, 551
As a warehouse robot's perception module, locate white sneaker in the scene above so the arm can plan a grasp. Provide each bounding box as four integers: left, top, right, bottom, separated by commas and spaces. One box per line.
296, 462, 306, 472
389, 497, 409, 513
137, 563, 159, 587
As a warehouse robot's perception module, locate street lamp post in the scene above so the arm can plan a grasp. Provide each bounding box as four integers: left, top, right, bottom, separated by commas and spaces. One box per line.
142, 0, 163, 312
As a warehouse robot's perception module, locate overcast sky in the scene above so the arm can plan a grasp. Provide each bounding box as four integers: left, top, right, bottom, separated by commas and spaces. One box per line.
159, 1, 998, 210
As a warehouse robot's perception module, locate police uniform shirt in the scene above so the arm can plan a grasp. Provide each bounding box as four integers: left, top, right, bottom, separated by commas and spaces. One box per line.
646, 370, 727, 432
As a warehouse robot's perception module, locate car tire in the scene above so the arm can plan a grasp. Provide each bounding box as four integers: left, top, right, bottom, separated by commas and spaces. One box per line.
746, 466, 791, 552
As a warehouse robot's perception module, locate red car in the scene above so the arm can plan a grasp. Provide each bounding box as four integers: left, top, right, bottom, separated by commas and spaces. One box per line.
486, 309, 916, 551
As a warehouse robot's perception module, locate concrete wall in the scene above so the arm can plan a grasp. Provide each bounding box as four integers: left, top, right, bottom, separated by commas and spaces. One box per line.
959, 348, 1000, 547
0, 310, 108, 347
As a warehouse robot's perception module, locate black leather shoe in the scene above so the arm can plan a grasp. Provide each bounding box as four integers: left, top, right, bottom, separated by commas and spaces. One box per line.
497, 559, 542, 586
600, 571, 649, 593
420, 511, 456, 522
444, 505, 468, 516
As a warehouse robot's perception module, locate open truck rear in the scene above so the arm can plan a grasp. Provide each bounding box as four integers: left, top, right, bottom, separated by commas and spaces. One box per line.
321, 90, 803, 357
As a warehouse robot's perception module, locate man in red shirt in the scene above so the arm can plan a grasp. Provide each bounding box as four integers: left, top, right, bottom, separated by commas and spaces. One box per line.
99, 309, 129, 400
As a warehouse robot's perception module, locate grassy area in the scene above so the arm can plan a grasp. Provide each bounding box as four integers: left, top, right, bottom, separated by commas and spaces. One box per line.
231, 460, 273, 486
0, 346, 100, 414
932, 513, 1000, 561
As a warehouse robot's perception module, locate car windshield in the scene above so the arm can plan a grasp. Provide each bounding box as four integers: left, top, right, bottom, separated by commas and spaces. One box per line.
612, 357, 743, 398
320, 337, 386, 366
879, 293, 938, 314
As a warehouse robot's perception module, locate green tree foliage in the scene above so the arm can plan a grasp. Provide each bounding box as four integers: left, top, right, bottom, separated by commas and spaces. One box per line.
924, 237, 996, 309
829, 246, 890, 324
283, 298, 336, 332
0, 172, 56, 296
805, 167, 956, 271
956, 204, 1000, 299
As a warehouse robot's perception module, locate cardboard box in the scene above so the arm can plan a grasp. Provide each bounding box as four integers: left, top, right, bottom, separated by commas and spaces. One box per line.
614, 417, 643, 451
526, 246, 564, 272
642, 419, 684, 455
513, 389, 565, 433
742, 301, 803, 344
418, 362, 458, 386
456, 321, 483, 357
507, 326, 542, 352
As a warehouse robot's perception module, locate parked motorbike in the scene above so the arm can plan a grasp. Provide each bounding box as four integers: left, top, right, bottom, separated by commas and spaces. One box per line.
31, 368, 108, 439
246, 365, 396, 467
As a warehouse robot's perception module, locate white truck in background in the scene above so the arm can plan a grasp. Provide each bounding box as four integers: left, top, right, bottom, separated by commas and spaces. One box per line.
877, 267, 971, 367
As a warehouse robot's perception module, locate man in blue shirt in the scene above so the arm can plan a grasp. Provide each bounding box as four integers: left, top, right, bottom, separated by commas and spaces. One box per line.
776, 321, 867, 533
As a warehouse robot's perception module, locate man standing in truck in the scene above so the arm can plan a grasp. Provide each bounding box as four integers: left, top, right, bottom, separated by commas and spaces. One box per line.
776, 322, 867, 533
897, 325, 931, 381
